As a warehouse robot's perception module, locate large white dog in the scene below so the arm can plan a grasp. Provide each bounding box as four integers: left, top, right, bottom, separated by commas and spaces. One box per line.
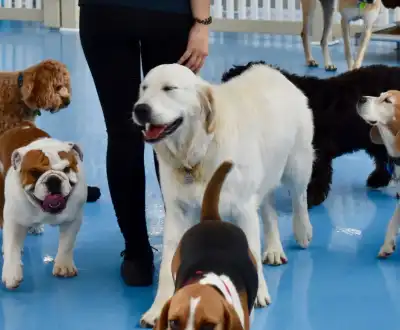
133, 63, 315, 327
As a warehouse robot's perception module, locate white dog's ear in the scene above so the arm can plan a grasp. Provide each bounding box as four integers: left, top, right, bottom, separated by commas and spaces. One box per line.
68, 143, 83, 161
11, 150, 23, 171
369, 126, 384, 145
198, 86, 215, 134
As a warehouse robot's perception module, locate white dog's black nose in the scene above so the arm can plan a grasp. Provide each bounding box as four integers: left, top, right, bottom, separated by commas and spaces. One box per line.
359, 96, 368, 105
134, 103, 151, 123
46, 176, 62, 195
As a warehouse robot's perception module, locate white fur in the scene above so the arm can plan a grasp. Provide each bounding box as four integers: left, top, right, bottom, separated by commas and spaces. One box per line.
199, 273, 245, 329
357, 93, 400, 258
1, 138, 87, 289
184, 297, 201, 330
134, 64, 315, 326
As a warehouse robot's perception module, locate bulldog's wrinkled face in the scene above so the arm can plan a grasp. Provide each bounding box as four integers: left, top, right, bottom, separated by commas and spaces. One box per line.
11, 139, 83, 214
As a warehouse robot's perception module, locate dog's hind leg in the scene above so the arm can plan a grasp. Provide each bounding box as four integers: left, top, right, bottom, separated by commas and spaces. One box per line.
341, 16, 354, 69
283, 143, 314, 248
320, 0, 337, 71
353, 28, 373, 70
261, 192, 288, 266
307, 152, 333, 207
300, 0, 319, 67
233, 201, 271, 307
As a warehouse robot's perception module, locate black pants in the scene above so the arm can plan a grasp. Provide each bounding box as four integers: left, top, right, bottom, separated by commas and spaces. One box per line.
79, 5, 192, 261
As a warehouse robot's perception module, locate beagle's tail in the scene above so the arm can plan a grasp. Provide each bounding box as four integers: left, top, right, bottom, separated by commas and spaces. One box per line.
200, 160, 233, 222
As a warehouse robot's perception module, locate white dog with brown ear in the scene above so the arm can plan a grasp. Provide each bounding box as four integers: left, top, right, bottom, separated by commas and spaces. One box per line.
133, 63, 315, 327
0, 123, 87, 289
357, 90, 400, 258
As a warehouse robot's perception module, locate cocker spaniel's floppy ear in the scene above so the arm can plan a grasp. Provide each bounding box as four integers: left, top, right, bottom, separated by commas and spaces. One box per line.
369, 126, 384, 145
198, 86, 216, 134
20, 71, 36, 103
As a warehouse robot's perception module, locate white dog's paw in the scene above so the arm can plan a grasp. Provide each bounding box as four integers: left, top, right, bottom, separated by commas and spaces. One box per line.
378, 241, 396, 259
140, 303, 164, 328
293, 217, 313, 249
53, 257, 77, 277
254, 279, 271, 308
2, 262, 23, 289
263, 244, 288, 265
27, 224, 44, 235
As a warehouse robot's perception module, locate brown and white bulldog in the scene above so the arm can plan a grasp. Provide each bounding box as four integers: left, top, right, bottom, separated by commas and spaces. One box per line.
154, 161, 258, 330
0, 122, 87, 289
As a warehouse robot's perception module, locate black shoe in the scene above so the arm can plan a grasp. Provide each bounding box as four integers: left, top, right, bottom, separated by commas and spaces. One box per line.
86, 186, 101, 203
120, 250, 154, 286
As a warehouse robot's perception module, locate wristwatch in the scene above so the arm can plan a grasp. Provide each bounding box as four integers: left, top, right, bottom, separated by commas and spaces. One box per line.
194, 16, 212, 25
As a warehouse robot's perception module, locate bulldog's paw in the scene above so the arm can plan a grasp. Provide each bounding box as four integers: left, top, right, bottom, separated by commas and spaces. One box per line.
53, 257, 77, 277
2, 262, 23, 289
28, 224, 44, 235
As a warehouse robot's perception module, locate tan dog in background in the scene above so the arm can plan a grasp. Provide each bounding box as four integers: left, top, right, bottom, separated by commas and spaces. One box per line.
155, 161, 258, 330
357, 90, 400, 258
301, 0, 382, 71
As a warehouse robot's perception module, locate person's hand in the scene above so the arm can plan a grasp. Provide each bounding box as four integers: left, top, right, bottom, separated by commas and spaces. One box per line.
178, 22, 209, 73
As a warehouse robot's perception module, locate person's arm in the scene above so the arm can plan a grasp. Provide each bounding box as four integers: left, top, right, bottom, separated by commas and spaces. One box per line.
191, 0, 211, 22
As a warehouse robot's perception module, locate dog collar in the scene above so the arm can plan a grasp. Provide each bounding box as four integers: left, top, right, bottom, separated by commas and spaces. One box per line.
17, 72, 23, 88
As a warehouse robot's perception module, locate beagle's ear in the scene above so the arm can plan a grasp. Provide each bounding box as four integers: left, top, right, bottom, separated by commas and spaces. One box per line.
395, 133, 400, 153
198, 86, 215, 134
154, 299, 172, 330
223, 300, 244, 330
369, 126, 384, 145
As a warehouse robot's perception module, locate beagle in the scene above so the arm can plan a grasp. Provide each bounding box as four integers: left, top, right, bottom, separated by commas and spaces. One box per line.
357, 90, 400, 258
155, 161, 258, 330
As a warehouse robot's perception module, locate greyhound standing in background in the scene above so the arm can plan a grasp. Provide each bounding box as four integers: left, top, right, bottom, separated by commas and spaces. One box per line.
300, 0, 382, 71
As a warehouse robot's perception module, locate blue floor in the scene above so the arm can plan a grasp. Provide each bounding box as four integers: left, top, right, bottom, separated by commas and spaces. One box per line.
1, 20, 400, 330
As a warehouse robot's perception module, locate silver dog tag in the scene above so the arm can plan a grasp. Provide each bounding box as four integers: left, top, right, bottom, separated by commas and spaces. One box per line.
183, 169, 194, 184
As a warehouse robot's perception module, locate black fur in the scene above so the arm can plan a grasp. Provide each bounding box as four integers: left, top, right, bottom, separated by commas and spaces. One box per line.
221, 62, 398, 207
86, 186, 101, 203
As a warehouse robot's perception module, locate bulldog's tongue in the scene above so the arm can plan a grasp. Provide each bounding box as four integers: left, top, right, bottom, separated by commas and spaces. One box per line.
144, 124, 167, 140
42, 194, 66, 214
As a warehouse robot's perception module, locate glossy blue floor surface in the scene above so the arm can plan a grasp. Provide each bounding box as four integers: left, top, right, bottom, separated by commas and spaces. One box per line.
1, 20, 400, 330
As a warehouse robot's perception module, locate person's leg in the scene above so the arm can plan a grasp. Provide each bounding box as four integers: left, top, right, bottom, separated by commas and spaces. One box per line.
140, 11, 193, 183
79, 5, 153, 286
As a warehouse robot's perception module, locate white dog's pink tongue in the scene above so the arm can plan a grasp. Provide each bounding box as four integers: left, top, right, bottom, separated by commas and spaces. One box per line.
144, 124, 167, 140
42, 194, 66, 214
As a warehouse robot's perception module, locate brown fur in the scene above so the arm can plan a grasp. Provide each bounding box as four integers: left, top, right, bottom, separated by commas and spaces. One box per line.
155, 285, 243, 330
369, 90, 400, 152
163, 161, 253, 330
0, 59, 71, 137
0, 124, 79, 228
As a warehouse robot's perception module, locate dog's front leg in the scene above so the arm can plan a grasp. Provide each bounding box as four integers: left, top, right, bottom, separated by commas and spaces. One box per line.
340, 17, 354, 70
53, 213, 82, 277
2, 219, 27, 289
140, 204, 190, 328
378, 203, 400, 258
233, 201, 271, 308
353, 28, 372, 69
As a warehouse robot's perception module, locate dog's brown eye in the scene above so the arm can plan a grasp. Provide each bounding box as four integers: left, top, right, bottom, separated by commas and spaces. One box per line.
55, 85, 63, 91
63, 167, 70, 174
200, 322, 216, 330
30, 170, 42, 179
169, 319, 180, 330
384, 98, 391, 104
142, 85, 147, 91
163, 86, 177, 92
